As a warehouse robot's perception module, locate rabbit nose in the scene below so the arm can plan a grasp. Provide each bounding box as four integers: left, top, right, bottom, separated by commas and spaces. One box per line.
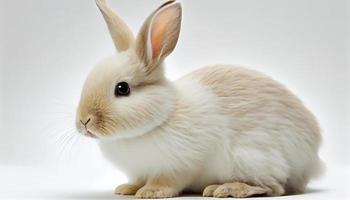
80, 118, 91, 126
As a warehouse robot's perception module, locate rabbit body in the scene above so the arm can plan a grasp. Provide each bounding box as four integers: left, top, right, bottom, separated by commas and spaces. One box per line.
99, 64, 322, 196
77, 0, 323, 198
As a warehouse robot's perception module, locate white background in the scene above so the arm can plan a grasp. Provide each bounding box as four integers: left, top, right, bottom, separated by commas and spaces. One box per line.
0, 0, 349, 199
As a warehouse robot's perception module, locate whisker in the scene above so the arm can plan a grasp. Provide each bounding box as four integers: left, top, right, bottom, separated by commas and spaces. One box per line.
57, 132, 77, 162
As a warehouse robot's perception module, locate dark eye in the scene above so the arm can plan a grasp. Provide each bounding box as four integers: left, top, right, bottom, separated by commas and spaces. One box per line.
115, 82, 130, 96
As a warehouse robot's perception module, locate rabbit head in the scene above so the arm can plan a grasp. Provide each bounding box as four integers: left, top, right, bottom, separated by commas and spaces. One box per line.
76, 0, 181, 139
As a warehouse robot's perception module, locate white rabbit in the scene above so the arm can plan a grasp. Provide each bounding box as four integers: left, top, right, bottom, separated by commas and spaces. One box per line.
76, 0, 323, 198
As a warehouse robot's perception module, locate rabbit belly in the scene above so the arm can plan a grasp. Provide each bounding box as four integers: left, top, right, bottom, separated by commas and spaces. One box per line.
186, 126, 322, 195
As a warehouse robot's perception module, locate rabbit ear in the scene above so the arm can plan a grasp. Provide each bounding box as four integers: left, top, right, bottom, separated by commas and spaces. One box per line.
136, 0, 182, 73
96, 0, 134, 52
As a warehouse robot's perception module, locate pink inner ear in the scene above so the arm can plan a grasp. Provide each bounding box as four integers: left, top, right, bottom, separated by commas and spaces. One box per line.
151, 7, 177, 60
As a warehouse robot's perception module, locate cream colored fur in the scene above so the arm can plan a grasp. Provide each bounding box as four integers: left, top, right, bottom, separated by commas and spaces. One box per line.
76, 0, 323, 198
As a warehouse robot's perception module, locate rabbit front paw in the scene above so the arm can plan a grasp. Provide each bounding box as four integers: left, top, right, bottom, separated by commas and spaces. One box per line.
135, 186, 179, 198
115, 182, 144, 195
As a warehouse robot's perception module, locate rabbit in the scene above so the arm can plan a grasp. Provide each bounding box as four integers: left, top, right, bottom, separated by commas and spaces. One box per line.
76, 0, 324, 198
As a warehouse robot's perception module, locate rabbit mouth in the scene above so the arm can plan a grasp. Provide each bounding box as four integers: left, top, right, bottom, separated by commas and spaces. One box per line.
84, 129, 98, 139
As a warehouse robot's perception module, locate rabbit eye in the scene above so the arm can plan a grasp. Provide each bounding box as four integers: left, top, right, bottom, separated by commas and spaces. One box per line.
115, 82, 130, 96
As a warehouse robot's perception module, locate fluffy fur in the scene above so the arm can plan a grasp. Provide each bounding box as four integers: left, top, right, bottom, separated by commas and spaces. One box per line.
76, 0, 323, 198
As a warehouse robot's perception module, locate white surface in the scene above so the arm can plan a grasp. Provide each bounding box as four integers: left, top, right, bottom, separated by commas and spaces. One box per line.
0, 0, 349, 199
0, 164, 348, 200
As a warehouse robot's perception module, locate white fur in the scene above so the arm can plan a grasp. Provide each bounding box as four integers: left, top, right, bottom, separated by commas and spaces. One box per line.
98, 68, 322, 194
77, 0, 323, 197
